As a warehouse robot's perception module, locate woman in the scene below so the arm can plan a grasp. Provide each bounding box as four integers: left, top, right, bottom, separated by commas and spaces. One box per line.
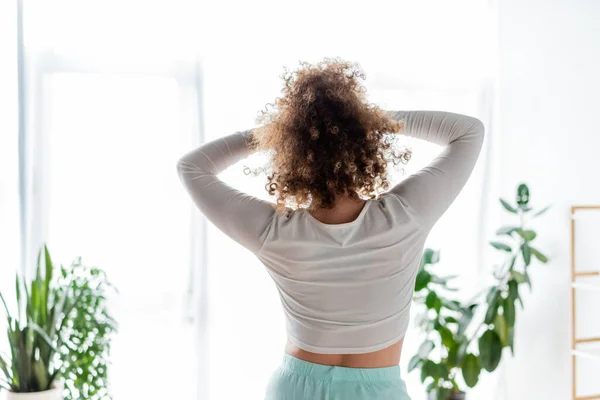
177, 58, 484, 400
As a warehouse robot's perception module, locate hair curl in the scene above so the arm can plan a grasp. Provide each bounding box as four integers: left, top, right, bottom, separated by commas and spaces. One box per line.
250, 58, 409, 213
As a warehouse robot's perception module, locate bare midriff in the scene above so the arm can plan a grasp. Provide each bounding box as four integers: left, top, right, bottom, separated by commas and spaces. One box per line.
284, 338, 404, 368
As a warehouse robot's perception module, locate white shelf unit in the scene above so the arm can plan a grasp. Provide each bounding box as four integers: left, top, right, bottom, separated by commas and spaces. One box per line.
571, 206, 600, 400
572, 277, 600, 291
572, 347, 600, 363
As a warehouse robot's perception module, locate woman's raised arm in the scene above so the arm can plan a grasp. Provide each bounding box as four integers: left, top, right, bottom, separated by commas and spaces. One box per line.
384, 110, 485, 230
176, 130, 275, 254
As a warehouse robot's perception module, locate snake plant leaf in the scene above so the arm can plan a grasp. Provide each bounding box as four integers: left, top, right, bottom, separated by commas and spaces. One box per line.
0, 352, 13, 383
32, 358, 49, 390
28, 322, 59, 355
0, 291, 11, 321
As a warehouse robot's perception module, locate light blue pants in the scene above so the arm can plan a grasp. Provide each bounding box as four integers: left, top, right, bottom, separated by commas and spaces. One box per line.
265, 354, 411, 400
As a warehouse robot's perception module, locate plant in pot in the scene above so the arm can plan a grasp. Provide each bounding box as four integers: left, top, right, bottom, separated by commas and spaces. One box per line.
409, 183, 549, 400
0, 245, 117, 400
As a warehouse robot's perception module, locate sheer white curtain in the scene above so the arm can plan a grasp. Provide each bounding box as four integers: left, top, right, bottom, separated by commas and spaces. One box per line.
18, 1, 205, 399
0, 0, 19, 300
199, 1, 498, 399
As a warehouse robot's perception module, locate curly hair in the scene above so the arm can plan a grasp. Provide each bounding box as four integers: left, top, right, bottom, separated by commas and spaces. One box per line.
250, 58, 409, 213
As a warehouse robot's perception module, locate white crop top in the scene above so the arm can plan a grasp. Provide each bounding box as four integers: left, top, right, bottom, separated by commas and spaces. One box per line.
177, 110, 484, 354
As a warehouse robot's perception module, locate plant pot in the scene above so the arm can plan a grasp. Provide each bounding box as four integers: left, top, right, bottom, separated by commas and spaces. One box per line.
427, 391, 466, 400
5, 383, 63, 400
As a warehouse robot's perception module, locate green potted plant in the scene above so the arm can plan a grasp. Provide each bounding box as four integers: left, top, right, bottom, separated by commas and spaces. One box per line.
0, 245, 117, 400
409, 183, 549, 399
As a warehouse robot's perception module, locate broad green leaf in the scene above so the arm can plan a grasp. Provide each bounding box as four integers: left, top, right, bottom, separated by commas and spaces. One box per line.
508, 280, 519, 302
436, 387, 452, 400
484, 302, 499, 325
503, 297, 516, 327
430, 250, 440, 264
479, 329, 503, 372
415, 270, 432, 292
430, 275, 458, 285
444, 316, 458, 323
522, 243, 532, 266
434, 297, 443, 313
438, 326, 455, 348
462, 354, 481, 388
484, 291, 501, 324
438, 363, 450, 381
500, 198, 518, 214
486, 287, 499, 305
426, 292, 438, 309
418, 340, 435, 358
421, 248, 440, 266
447, 345, 458, 366
516, 183, 530, 206
517, 230, 537, 241
511, 270, 527, 284
490, 241, 512, 252
534, 205, 551, 217
496, 226, 520, 236
457, 310, 475, 337
456, 339, 469, 364
421, 360, 437, 383
530, 246, 548, 263
508, 327, 515, 355
408, 354, 422, 372
425, 381, 436, 393
524, 271, 532, 290
444, 299, 462, 312
494, 313, 509, 346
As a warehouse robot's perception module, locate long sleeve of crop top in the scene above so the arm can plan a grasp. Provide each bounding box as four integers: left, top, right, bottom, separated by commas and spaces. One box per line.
385, 110, 485, 230
176, 129, 275, 254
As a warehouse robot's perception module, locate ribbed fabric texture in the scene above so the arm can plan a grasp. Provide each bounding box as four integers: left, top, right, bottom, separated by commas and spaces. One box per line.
177, 110, 484, 355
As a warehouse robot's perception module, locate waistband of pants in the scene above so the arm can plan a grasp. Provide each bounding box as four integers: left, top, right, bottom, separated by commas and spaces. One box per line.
279, 354, 401, 382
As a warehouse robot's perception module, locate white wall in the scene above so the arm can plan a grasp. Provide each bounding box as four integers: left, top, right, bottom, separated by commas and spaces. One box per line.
498, 0, 600, 399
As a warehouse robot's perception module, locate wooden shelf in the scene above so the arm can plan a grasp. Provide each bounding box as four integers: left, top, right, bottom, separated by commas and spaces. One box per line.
571, 205, 600, 400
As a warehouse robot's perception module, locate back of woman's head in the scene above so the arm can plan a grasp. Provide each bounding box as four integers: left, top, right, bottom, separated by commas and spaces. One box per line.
251, 58, 407, 212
